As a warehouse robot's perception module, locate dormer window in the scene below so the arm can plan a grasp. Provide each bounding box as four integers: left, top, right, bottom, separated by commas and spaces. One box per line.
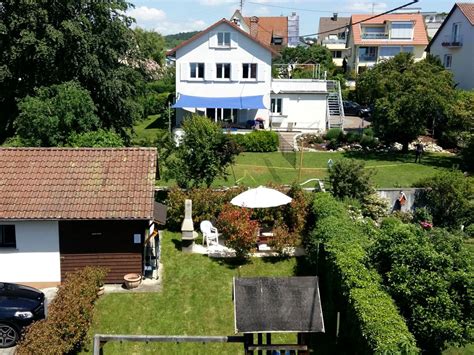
217, 32, 231, 47
390, 22, 413, 40
272, 36, 283, 45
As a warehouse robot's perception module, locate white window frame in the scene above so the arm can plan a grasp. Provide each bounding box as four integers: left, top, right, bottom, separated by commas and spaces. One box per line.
332, 50, 342, 59
443, 54, 452, 69
217, 32, 231, 47
271, 98, 282, 114
216, 63, 231, 79
242, 63, 257, 79
190, 63, 205, 79
390, 21, 413, 40
452, 23, 461, 42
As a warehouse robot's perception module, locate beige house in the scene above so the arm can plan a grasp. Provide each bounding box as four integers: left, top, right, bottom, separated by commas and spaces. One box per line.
346, 13, 429, 74
317, 15, 351, 67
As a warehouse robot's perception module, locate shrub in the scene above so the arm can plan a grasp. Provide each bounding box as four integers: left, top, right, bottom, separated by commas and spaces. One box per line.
415, 171, 473, 228
306, 194, 418, 354
361, 192, 388, 221
17, 267, 107, 354
360, 134, 377, 148
412, 206, 432, 224
372, 220, 474, 353
324, 128, 344, 141
217, 204, 259, 258
328, 158, 375, 200
67, 129, 124, 147
284, 184, 312, 235
346, 131, 362, 144
268, 223, 300, 256
306, 134, 324, 144
232, 130, 279, 152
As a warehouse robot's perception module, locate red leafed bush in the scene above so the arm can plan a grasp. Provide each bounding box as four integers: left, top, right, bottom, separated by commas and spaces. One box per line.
16, 267, 107, 355
269, 223, 300, 256
217, 203, 259, 258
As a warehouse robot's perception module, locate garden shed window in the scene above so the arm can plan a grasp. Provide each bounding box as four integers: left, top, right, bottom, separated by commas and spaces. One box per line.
0, 225, 16, 248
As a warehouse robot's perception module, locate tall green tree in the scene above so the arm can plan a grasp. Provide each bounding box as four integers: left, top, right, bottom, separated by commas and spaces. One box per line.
164, 115, 240, 188
134, 28, 165, 64
356, 53, 455, 151
0, 0, 144, 141
274, 44, 334, 78
16, 81, 99, 146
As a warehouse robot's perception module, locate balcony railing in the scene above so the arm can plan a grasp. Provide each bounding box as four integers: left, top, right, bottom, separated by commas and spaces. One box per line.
322, 38, 346, 44
361, 32, 389, 40
441, 35, 463, 47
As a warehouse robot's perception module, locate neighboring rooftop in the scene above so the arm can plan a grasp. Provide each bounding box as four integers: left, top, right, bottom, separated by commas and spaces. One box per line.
0, 148, 157, 220
318, 16, 350, 43
350, 13, 429, 45
233, 276, 325, 333
243, 16, 288, 46
458, 2, 474, 25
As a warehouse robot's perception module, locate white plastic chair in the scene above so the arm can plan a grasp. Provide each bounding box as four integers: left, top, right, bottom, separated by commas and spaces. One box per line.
200, 220, 219, 247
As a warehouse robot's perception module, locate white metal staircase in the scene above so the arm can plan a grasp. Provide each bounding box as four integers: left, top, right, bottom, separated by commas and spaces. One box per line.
326, 80, 345, 129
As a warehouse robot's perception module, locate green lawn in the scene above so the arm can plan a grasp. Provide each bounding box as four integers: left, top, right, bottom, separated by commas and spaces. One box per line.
210, 151, 459, 188
131, 115, 165, 145
86, 233, 312, 354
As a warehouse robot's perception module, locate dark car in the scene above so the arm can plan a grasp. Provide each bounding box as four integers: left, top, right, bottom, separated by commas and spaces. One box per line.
0, 283, 45, 348
343, 101, 372, 118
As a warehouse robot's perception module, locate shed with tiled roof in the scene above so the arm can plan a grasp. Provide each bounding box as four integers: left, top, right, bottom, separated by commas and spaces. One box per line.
0, 148, 159, 285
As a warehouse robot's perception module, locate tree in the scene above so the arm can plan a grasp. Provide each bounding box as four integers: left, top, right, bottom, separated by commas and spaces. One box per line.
164, 115, 241, 188
274, 45, 334, 78
356, 53, 455, 151
372, 219, 473, 353
414, 171, 473, 229
0, 0, 144, 142
15, 81, 99, 146
67, 129, 124, 147
134, 28, 165, 64
328, 158, 375, 200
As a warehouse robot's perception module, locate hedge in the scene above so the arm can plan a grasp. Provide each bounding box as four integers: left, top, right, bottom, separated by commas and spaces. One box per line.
231, 130, 279, 152
306, 193, 418, 354
16, 267, 107, 354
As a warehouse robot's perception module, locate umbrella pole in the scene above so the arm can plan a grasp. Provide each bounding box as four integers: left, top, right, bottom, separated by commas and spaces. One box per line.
298, 141, 304, 182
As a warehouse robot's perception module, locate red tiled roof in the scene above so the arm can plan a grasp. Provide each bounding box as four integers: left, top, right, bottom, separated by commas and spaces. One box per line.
0, 148, 157, 220
457, 3, 474, 25
351, 13, 429, 46
243, 16, 288, 46
166, 18, 278, 56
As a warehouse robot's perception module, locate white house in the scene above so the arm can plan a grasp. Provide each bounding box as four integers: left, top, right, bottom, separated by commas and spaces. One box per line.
427, 3, 474, 90
167, 18, 340, 132
0, 148, 157, 287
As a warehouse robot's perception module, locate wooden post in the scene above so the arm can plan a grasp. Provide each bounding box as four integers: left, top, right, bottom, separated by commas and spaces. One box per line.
298, 141, 304, 182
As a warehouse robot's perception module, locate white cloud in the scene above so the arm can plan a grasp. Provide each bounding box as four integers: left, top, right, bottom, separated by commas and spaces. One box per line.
253, 6, 271, 16
127, 6, 206, 35
127, 6, 166, 25
346, 2, 388, 12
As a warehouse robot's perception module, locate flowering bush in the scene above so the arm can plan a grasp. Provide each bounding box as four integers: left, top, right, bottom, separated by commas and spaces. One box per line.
269, 223, 300, 256
217, 204, 259, 258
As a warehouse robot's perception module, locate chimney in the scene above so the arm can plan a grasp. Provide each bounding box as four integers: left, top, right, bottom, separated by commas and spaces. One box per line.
332, 13, 338, 21
250, 16, 259, 37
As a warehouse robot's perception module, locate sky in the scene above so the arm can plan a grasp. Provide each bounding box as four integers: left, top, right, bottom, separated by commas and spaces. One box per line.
128, 0, 457, 36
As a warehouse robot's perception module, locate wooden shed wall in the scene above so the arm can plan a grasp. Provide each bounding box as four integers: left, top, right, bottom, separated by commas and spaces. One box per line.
59, 220, 148, 283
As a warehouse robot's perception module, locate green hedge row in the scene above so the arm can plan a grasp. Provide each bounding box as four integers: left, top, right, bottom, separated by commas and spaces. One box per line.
306, 193, 418, 354
231, 130, 279, 152
16, 267, 107, 354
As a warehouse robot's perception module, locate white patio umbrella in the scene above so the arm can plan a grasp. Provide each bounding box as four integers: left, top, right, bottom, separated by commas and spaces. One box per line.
230, 186, 292, 208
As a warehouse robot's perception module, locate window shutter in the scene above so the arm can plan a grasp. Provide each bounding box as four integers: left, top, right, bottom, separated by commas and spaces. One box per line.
257, 65, 266, 82
209, 32, 217, 48
180, 62, 189, 80
230, 32, 238, 48
231, 63, 240, 81
205, 63, 214, 81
